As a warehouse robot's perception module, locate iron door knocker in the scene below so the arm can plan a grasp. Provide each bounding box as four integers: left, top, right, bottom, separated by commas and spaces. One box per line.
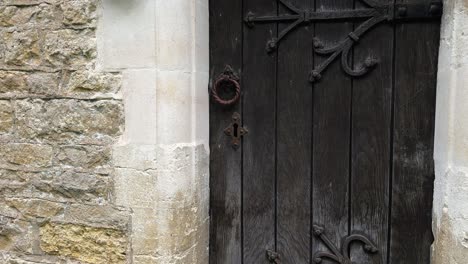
212, 65, 241, 106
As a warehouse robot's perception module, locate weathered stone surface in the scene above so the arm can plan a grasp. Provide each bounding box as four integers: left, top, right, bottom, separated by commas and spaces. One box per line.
60, 204, 130, 230
15, 99, 123, 145
32, 171, 112, 203
3, 1, 58, 6
0, 143, 54, 168
0, 71, 60, 97
40, 223, 128, 264
0, 71, 29, 94
3, 30, 42, 68
0, 169, 112, 203
60, 0, 97, 27
43, 29, 96, 68
0, 100, 14, 134
0, 4, 59, 29
0, 1, 130, 263
63, 70, 121, 97
0, 169, 30, 196
0, 253, 79, 264
4, 198, 64, 219
56, 145, 112, 169
0, 216, 34, 254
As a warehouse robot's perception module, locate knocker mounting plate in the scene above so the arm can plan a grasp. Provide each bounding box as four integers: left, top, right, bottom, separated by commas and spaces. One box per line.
245, 0, 442, 82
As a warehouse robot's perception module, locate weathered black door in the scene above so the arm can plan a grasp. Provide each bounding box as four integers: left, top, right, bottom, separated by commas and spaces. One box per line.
209, 0, 441, 263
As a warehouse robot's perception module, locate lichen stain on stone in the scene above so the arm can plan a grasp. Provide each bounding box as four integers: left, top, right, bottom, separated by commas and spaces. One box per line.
432, 212, 468, 264
40, 223, 128, 264
164, 189, 206, 263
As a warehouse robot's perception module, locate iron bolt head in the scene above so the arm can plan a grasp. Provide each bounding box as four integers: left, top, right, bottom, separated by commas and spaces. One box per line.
429, 4, 442, 16
397, 7, 407, 17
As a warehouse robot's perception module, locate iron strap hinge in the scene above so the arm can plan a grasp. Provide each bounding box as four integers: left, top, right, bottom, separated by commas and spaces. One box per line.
245, 0, 443, 82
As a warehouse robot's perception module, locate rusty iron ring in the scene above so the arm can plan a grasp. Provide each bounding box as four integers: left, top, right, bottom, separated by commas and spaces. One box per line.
212, 74, 241, 106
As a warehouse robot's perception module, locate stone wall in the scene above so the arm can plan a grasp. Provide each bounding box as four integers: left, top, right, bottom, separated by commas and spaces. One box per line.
432, 0, 468, 263
0, 0, 130, 263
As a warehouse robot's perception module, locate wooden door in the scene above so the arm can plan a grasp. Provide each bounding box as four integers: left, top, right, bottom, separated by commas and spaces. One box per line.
209, 0, 441, 263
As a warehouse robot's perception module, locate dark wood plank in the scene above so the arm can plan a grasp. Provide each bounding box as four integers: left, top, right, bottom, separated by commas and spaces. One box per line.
209, 0, 243, 262
276, 0, 313, 263
312, 0, 353, 257
389, 0, 440, 262
349, 1, 393, 262
242, 0, 277, 263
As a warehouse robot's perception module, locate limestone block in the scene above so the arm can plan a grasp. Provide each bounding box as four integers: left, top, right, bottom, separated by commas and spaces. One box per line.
40, 223, 128, 264
98, 0, 156, 69
43, 29, 96, 68
0, 253, 79, 264
60, 0, 97, 27
62, 70, 121, 98
4, 198, 64, 219
0, 100, 13, 134
0, 4, 59, 29
31, 170, 112, 203
0, 143, 54, 168
129, 208, 158, 256
2, 1, 58, 6
0, 169, 112, 203
59, 204, 130, 230
3, 30, 42, 68
114, 169, 157, 208
0, 217, 34, 254
55, 145, 112, 169
0, 169, 30, 196
0, 71, 59, 97
15, 99, 123, 145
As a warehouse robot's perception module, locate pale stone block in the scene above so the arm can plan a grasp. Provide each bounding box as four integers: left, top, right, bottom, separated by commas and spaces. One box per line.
120, 69, 157, 145
155, 0, 192, 71
114, 168, 157, 209
194, 0, 209, 73
155, 70, 192, 144
130, 208, 158, 256
113, 144, 158, 171
193, 71, 210, 146
98, 0, 157, 70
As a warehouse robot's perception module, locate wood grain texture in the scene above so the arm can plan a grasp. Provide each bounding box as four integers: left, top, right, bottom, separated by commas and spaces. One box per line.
209, 0, 441, 263
349, 0, 393, 263
276, 0, 313, 263
209, 0, 243, 262
242, 0, 277, 263
312, 0, 353, 258
389, 0, 440, 263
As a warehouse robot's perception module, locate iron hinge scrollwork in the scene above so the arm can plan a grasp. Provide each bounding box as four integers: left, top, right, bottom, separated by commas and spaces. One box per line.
266, 249, 281, 264
224, 112, 248, 149
245, 0, 442, 82
313, 225, 378, 264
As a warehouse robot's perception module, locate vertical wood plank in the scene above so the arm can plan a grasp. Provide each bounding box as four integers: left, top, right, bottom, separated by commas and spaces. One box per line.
349, 1, 393, 262
312, 0, 353, 257
276, 0, 313, 263
209, 0, 243, 262
242, 0, 277, 263
390, 0, 440, 262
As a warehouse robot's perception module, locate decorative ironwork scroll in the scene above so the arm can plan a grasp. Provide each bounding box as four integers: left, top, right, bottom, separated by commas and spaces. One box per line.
245, 0, 442, 82
313, 225, 378, 263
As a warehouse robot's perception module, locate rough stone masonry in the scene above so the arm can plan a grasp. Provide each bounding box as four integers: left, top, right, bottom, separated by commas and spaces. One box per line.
0, 0, 130, 263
